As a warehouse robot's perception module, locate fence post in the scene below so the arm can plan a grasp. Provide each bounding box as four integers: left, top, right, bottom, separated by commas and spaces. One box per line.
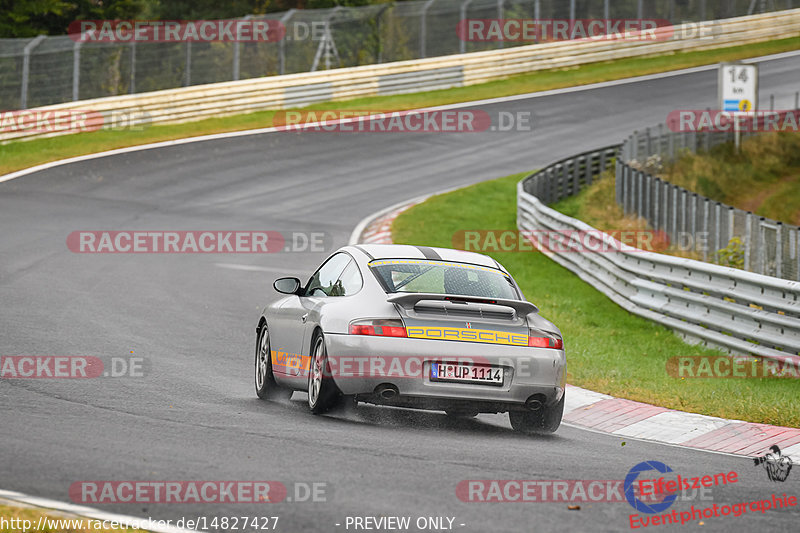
233, 15, 252, 81
604, 0, 610, 19
645, 175, 651, 222
129, 42, 136, 94
638, 0, 644, 19
744, 212, 753, 271
459, 0, 475, 54
672, 186, 679, 240
702, 199, 710, 261
420, 0, 436, 58
497, 0, 505, 48
72, 37, 82, 102
776, 222, 783, 279
653, 178, 660, 230
184, 41, 192, 86
714, 202, 721, 260
21, 35, 46, 108
691, 194, 698, 252
278, 10, 296, 75
570, 0, 576, 21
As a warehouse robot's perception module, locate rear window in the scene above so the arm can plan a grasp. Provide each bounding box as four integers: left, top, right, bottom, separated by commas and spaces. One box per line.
369, 259, 517, 300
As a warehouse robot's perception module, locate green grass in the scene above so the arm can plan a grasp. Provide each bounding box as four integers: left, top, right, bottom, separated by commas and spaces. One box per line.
662, 131, 800, 225
2, 36, 799, 176
392, 173, 800, 427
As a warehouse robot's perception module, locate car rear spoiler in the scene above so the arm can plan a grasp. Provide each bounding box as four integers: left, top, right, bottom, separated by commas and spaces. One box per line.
386, 292, 538, 315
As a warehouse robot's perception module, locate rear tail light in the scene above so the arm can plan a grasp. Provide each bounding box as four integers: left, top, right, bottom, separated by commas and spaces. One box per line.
528, 331, 563, 349
349, 319, 407, 338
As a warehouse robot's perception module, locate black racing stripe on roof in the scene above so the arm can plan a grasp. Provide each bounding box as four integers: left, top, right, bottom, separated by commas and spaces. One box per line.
353, 245, 374, 260
416, 246, 441, 260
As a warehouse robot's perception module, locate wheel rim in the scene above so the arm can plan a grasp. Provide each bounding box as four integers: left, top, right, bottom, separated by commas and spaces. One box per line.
308, 338, 324, 407
256, 328, 269, 390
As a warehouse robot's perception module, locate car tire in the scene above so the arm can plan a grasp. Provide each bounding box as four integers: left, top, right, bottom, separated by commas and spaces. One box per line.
307, 332, 341, 414
255, 324, 290, 400
509, 395, 564, 434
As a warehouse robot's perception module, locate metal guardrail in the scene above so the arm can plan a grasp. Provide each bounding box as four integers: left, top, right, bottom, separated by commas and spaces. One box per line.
4, 8, 800, 143
1, 0, 794, 110
616, 109, 800, 281
518, 147, 800, 364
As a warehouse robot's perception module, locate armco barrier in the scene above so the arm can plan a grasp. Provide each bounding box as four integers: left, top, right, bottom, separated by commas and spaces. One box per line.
517, 147, 800, 364
3, 9, 800, 143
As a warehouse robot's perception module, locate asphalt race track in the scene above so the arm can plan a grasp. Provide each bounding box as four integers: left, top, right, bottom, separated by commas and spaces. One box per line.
2, 54, 800, 532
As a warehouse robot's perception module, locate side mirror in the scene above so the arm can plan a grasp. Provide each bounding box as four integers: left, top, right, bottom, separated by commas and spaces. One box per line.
273, 277, 301, 295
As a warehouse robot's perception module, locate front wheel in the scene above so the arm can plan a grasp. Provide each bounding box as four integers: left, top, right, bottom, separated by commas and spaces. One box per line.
255, 325, 290, 400
307, 333, 341, 414
509, 395, 564, 434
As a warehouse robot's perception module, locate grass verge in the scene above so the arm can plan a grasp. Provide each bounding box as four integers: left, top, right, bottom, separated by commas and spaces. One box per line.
2, 36, 799, 176
391, 172, 799, 427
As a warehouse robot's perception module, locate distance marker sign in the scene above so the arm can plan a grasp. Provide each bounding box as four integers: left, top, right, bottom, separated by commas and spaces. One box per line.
718, 63, 758, 112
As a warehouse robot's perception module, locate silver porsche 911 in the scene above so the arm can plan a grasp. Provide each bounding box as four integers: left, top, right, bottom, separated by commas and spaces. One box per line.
254, 244, 566, 433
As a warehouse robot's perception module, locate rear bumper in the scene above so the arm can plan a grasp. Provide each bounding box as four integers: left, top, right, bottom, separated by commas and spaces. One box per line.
324, 333, 566, 408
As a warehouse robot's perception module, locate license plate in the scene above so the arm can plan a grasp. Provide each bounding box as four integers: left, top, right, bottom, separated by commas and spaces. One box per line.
430, 362, 503, 385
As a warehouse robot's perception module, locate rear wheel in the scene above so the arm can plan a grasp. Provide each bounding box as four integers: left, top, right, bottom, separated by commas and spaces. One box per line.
255, 325, 290, 400
509, 395, 564, 434
307, 333, 341, 414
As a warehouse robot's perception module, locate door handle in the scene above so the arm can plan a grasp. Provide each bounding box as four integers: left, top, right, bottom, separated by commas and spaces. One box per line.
301, 313, 309, 323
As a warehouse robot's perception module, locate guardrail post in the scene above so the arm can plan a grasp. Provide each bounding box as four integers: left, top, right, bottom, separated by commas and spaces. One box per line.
420, 0, 436, 58
21, 35, 46, 108
279, 9, 296, 75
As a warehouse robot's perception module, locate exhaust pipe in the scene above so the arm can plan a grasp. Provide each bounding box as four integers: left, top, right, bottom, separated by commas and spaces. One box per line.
525, 394, 547, 411
374, 383, 399, 401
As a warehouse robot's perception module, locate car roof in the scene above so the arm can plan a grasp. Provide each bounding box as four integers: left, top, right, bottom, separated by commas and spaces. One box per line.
348, 244, 503, 270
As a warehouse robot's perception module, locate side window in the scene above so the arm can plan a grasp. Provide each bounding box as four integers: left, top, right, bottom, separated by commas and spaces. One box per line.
334, 259, 363, 296
305, 253, 351, 297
